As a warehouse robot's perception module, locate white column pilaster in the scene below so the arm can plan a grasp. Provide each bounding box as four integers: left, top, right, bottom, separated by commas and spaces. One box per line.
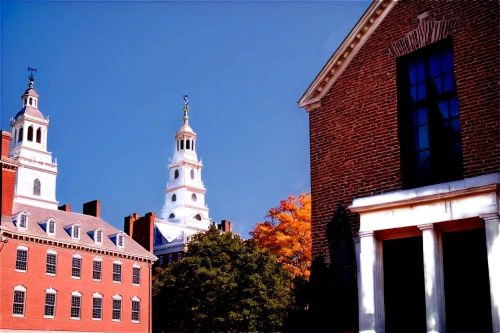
418, 223, 446, 333
358, 231, 385, 333
481, 213, 500, 333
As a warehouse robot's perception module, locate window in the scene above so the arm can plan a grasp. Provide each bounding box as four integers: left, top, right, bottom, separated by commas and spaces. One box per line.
194, 214, 202, 221
132, 266, 140, 285
72, 225, 80, 239
13, 129, 17, 145
29, 97, 33, 106
131, 298, 140, 322
168, 253, 173, 263
191, 169, 195, 179
96, 229, 103, 244
398, 38, 463, 188
46, 252, 57, 275
169, 213, 175, 219
16, 247, 28, 272
18, 127, 23, 142
71, 294, 81, 319
93, 259, 102, 281
19, 214, 27, 229
44, 291, 57, 318
33, 179, 41, 196
159, 256, 164, 265
191, 193, 197, 202
186, 139, 190, 149
172, 194, 176, 202
36, 128, 42, 143
112, 297, 122, 321
174, 169, 179, 179
24, 98, 27, 106
92, 296, 102, 320
180, 140, 184, 150
176, 140, 179, 151
27, 126, 33, 141
48, 220, 56, 235
178, 252, 182, 261
117, 234, 124, 248
113, 263, 122, 283
12, 286, 26, 316
72, 256, 82, 278
192, 140, 195, 150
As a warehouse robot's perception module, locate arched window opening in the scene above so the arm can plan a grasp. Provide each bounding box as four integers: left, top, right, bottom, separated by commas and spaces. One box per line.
191, 193, 197, 202
180, 140, 184, 150
24, 98, 27, 106
194, 214, 202, 221
29, 98, 33, 106
172, 194, 176, 202
33, 179, 41, 196
35, 100, 37, 107
174, 169, 179, 179
177, 140, 179, 151
18, 127, 23, 142
36, 128, 42, 143
186, 140, 190, 150
13, 129, 17, 145
27, 126, 33, 141
192, 141, 195, 150
190, 169, 195, 179
169, 213, 175, 219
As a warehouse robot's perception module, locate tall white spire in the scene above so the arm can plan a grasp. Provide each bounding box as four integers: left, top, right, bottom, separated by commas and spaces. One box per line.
161, 97, 210, 228
10, 70, 59, 210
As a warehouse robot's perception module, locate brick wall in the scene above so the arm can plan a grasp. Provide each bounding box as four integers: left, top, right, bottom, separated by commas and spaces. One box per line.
309, 0, 500, 255
124, 213, 155, 253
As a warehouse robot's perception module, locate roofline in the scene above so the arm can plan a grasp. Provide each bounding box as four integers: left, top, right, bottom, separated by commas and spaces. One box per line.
298, 0, 397, 112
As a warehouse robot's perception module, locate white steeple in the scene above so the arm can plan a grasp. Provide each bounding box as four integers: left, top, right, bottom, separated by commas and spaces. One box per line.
9, 70, 59, 210
161, 96, 210, 228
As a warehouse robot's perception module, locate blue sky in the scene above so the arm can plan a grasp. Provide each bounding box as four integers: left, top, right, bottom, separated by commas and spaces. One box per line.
1, 0, 369, 237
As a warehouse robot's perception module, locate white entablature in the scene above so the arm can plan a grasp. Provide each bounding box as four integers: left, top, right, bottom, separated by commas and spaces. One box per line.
9, 75, 58, 210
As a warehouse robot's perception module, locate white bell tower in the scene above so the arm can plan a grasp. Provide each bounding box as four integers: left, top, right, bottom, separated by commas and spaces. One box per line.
9, 70, 58, 210
161, 96, 210, 228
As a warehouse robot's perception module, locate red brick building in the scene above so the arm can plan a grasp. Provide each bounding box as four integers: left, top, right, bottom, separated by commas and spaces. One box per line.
0, 77, 157, 333
299, 0, 499, 332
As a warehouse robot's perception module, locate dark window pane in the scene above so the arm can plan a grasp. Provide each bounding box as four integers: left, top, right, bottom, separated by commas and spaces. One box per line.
417, 108, 428, 126
442, 52, 454, 73
451, 119, 461, 133
429, 56, 441, 77
416, 63, 426, 82
416, 150, 431, 179
409, 67, 417, 84
450, 98, 459, 117
432, 77, 443, 94
438, 101, 449, 119
418, 126, 429, 150
417, 83, 427, 100
410, 86, 417, 102
443, 73, 455, 92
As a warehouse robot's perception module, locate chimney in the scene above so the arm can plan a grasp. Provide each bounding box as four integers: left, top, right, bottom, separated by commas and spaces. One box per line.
1, 131, 19, 217
124, 213, 141, 237
58, 204, 72, 212
218, 220, 231, 232
124, 212, 155, 252
83, 200, 101, 218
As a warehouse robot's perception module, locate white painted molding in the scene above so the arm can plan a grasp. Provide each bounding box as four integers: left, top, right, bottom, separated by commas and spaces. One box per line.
14, 284, 27, 292
71, 291, 82, 297
45, 287, 58, 293
112, 294, 122, 300
131, 296, 141, 302
92, 292, 103, 298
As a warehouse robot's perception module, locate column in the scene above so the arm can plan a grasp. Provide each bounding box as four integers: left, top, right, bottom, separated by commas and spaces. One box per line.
358, 231, 385, 333
481, 213, 500, 333
418, 224, 446, 333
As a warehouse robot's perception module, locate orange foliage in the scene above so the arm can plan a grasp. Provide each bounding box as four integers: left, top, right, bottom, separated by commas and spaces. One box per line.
250, 193, 311, 279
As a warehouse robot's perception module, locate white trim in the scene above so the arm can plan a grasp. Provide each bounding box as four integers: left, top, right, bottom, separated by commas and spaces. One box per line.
112, 294, 122, 300
93, 256, 103, 261
14, 285, 27, 292
72, 254, 82, 259
113, 260, 122, 264
94, 228, 104, 245
92, 292, 103, 298
71, 291, 82, 297
45, 287, 57, 293
132, 320, 140, 324
132, 263, 140, 268
71, 224, 81, 240
17, 245, 28, 251
131, 296, 141, 302
47, 219, 56, 236
47, 249, 58, 255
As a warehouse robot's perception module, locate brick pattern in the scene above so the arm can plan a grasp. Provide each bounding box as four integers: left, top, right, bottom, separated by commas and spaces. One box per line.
309, 0, 500, 255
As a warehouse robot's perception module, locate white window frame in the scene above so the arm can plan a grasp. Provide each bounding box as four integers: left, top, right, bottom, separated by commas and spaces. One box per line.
46, 250, 57, 276
131, 296, 141, 323
117, 233, 124, 248
47, 219, 56, 236
112, 294, 122, 322
168, 253, 173, 263
72, 224, 80, 240
70, 291, 82, 320
92, 292, 103, 321
95, 228, 103, 245
12, 285, 27, 317
15, 246, 29, 273
159, 256, 164, 265
112, 261, 122, 283
93, 257, 102, 281
71, 254, 82, 279
44, 287, 58, 318
132, 264, 141, 286
15, 212, 30, 230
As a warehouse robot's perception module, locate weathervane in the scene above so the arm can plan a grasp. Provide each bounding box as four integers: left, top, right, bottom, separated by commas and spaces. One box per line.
183, 95, 189, 115
28, 67, 37, 80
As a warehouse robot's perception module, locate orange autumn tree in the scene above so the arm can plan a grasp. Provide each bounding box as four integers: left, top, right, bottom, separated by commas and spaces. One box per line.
250, 193, 312, 279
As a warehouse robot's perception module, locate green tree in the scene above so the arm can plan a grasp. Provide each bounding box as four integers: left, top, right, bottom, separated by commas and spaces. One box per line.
152, 226, 292, 333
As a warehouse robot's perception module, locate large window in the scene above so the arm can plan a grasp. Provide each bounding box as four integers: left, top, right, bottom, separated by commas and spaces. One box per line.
12, 288, 26, 316
33, 179, 41, 196
71, 295, 81, 319
132, 267, 141, 285
131, 299, 140, 322
46, 252, 57, 275
112, 299, 122, 321
72, 256, 82, 278
398, 38, 463, 188
44, 292, 56, 318
113, 263, 122, 283
16, 248, 28, 272
92, 296, 102, 320
93, 260, 102, 281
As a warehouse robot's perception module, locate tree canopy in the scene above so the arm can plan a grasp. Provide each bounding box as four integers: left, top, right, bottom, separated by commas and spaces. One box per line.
250, 193, 312, 278
152, 226, 292, 333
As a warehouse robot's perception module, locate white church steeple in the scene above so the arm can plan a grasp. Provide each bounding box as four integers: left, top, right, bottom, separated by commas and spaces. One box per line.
9, 69, 59, 210
161, 96, 210, 228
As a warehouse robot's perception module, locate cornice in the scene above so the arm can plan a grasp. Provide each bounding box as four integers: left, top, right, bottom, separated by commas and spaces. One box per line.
298, 0, 396, 112
10, 115, 50, 127
166, 185, 207, 194
12, 146, 53, 156
16, 159, 58, 175
15, 194, 59, 205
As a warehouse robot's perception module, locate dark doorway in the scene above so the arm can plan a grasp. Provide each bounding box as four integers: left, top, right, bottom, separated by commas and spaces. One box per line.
442, 228, 492, 333
383, 236, 427, 333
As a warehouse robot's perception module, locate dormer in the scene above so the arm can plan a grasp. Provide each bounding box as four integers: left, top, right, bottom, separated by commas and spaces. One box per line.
94, 228, 104, 245
13, 210, 31, 231
65, 223, 82, 240
39, 217, 57, 236
109, 231, 125, 249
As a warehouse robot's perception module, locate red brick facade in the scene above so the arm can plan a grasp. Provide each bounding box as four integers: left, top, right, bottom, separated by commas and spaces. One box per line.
307, 0, 500, 256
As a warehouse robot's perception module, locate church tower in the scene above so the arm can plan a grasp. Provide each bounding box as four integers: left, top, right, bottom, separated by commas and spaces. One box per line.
161, 96, 210, 228
9, 71, 58, 210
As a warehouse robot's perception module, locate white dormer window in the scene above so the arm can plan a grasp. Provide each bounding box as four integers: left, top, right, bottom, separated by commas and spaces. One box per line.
72, 225, 80, 240
13, 211, 30, 231
118, 234, 124, 248
47, 219, 56, 235
95, 228, 103, 245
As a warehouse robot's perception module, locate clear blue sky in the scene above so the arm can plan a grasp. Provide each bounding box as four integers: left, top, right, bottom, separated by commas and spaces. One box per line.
1, 0, 369, 237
